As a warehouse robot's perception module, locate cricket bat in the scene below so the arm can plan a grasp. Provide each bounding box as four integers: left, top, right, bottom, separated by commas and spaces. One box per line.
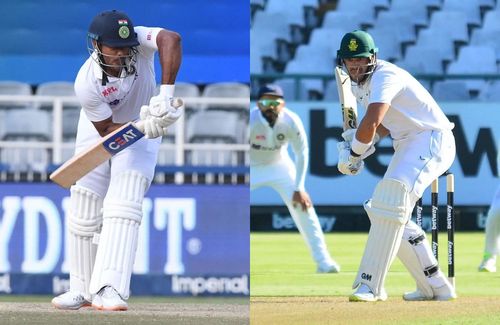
334, 66, 358, 130
50, 98, 184, 188
50, 121, 145, 188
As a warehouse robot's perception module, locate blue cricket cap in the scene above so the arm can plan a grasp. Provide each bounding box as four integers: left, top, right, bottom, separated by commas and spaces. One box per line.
257, 84, 284, 98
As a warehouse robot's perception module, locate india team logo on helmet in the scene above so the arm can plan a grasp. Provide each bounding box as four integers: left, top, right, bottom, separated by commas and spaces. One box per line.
118, 19, 130, 39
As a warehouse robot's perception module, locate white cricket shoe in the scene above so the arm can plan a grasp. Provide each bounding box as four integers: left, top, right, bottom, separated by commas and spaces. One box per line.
92, 286, 128, 311
51, 291, 91, 310
403, 282, 457, 301
349, 284, 387, 302
402, 289, 433, 301
317, 260, 341, 273
478, 256, 497, 272
433, 281, 457, 300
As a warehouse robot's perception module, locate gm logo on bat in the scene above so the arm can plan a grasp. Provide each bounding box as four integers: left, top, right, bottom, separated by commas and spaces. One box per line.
103, 124, 144, 155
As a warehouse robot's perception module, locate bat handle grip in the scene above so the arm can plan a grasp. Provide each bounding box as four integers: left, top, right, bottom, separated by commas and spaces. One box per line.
133, 120, 145, 133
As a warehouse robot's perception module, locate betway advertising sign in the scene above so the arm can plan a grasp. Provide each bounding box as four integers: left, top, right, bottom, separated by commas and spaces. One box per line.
0, 184, 249, 296
251, 102, 499, 206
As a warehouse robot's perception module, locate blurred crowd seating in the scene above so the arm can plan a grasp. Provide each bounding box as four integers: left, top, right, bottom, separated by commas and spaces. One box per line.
251, 0, 500, 101
0, 81, 249, 176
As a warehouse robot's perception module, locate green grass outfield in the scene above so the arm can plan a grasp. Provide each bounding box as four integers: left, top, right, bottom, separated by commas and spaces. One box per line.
251, 232, 500, 324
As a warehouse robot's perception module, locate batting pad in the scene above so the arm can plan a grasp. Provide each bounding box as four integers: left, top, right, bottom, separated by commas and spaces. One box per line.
397, 221, 437, 299
67, 185, 103, 301
89, 170, 149, 299
353, 179, 411, 296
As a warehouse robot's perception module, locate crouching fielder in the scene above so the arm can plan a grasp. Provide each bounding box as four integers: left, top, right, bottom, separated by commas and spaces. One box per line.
250, 85, 340, 273
52, 10, 183, 311
335, 30, 456, 302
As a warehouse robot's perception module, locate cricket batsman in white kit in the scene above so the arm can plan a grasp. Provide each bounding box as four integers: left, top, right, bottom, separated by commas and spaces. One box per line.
478, 148, 500, 272
52, 10, 183, 310
250, 85, 340, 273
335, 30, 456, 301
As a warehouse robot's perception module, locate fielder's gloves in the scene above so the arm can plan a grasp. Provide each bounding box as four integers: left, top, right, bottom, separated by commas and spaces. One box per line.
337, 141, 364, 175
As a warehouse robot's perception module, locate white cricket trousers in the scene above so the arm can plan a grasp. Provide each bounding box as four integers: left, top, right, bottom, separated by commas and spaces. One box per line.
385, 129, 456, 208
251, 156, 332, 266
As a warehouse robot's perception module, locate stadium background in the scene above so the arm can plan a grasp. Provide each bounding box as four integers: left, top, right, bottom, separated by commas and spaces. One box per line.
0, 0, 250, 298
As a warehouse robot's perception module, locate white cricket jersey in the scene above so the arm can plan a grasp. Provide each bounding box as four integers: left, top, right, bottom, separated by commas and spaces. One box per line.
250, 106, 308, 190
352, 60, 454, 140
74, 26, 163, 123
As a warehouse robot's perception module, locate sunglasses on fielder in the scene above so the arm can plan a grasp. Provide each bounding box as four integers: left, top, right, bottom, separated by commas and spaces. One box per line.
258, 99, 283, 108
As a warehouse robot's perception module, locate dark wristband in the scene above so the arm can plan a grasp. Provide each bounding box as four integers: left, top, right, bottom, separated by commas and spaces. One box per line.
350, 149, 361, 157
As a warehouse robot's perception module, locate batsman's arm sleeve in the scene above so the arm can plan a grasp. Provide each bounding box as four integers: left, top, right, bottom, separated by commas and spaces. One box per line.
368, 68, 402, 106
135, 26, 163, 51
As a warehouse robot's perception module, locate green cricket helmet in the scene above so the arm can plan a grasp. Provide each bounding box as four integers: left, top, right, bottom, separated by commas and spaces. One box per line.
337, 30, 378, 59
337, 30, 378, 84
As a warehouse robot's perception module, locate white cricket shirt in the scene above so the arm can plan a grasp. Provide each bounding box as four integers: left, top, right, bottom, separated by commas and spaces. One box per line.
352, 60, 454, 140
249, 106, 308, 190
74, 26, 163, 123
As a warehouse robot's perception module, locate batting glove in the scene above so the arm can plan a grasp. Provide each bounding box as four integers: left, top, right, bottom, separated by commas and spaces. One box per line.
337, 141, 364, 176
140, 105, 167, 139
341, 129, 379, 160
158, 98, 184, 128
148, 84, 175, 116
341, 129, 357, 142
